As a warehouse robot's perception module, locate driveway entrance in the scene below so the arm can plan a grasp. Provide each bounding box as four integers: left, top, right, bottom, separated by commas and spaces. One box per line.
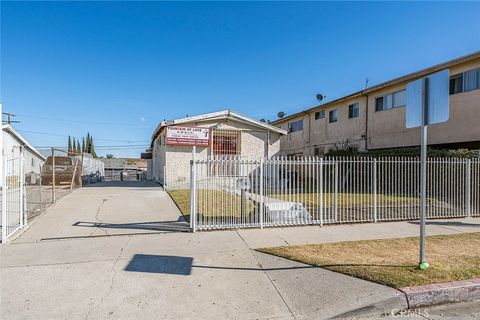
15, 181, 189, 243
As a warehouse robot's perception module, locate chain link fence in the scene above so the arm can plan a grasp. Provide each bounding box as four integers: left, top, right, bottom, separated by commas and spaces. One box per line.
25, 148, 83, 221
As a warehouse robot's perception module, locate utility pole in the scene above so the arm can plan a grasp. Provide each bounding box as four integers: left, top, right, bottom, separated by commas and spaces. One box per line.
2, 112, 20, 125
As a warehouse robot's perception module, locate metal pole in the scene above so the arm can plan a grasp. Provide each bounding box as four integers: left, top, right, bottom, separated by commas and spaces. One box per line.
419, 78, 428, 268
20, 150, 25, 227
2, 154, 7, 242
373, 158, 377, 222
334, 159, 338, 222
466, 159, 471, 217
190, 145, 197, 232
51, 148, 56, 204
259, 158, 264, 229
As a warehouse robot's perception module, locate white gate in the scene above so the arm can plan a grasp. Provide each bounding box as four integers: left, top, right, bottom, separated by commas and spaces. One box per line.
1, 153, 26, 242
189, 157, 480, 231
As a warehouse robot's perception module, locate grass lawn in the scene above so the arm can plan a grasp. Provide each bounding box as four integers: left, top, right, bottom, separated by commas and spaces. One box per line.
269, 193, 421, 208
258, 232, 480, 288
168, 189, 255, 222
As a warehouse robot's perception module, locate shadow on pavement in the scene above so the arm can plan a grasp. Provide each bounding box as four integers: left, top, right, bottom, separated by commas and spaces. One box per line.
83, 181, 162, 188
124, 254, 317, 276
408, 220, 480, 227
73, 218, 190, 233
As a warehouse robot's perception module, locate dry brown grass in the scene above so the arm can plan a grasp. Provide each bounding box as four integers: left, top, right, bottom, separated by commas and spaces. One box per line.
168, 189, 255, 222
270, 193, 422, 208
258, 232, 480, 288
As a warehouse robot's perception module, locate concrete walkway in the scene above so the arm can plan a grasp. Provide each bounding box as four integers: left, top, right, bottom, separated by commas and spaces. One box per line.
15, 181, 189, 243
1, 181, 479, 319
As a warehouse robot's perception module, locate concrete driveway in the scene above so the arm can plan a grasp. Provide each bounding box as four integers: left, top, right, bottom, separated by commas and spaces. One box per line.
2, 181, 478, 319
16, 181, 189, 243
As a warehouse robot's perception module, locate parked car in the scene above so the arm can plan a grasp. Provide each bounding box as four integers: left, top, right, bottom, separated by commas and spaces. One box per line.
41, 156, 81, 185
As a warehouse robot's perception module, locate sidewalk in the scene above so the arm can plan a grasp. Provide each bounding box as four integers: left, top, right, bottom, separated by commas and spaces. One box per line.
238, 217, 480, 248
1, 183, 478, 320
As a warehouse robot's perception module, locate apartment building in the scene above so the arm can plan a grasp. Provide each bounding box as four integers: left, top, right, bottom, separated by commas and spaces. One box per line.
272, 51, 480, 156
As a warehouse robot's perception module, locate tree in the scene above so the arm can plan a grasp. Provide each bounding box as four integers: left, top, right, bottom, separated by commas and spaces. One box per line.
72, 139, 77, 153
67, 136, 72, 155
76, 139, 81, 154
82, 137, 86, 153
90, 135, 97, 158
86, 132, 93, 154
106, 154, 114, 159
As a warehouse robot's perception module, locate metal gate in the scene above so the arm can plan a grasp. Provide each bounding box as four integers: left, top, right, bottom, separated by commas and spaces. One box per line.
189, 157, 480, 231
1, 153, 26, 242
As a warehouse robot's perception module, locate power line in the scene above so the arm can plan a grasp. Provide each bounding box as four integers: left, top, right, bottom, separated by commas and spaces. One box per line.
17, 129, 150, 143
14, 113, 152, 127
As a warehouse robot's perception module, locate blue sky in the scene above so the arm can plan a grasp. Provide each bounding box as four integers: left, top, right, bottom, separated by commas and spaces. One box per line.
1, 1, 479, 157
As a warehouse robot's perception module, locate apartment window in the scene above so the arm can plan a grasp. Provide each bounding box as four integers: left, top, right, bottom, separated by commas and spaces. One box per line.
348, 103, 359, 118
315, 110, 325, 120
314, 147, 324, 156
288, 120, 303, 133
393, 90, 406, 108
375, 90, 406, 111
450, 73, 463, 94
449, 68, 480, 95
375, 97, 384, 111
329, 109, 338, 123
464, 68, 480, 92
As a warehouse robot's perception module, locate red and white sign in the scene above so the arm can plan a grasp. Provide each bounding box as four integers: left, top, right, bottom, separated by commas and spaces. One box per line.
166, 126, 210, 146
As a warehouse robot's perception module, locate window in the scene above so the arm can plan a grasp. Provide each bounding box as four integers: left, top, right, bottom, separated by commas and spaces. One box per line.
450, 68, 480, 95
314, 147, 324, 156
393, 90, 406, 108
464, 68, 480, 92
450, 74, 463, 94
315, 110, 325, 120
329, 109, 338, 123
212, 130, 240, 155
375, 90, 406, 111
348, 103, 359, 118
288, 120, 303, 133
375, 97, 384, 111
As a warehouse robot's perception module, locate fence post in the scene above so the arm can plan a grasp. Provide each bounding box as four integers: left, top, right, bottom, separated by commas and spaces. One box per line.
163, 165, 167, 188
319, 158, 323, 226
2, 155, 7, 242
334, 158, 338, 221
373, 158, 377, 222
466, 159, 471, 217
51, 148, 56, 204
20, 151, 25, 227
259, 158, 264, 229
190, 146, 197, 232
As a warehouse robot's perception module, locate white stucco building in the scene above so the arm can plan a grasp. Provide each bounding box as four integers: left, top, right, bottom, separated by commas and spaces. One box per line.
149, 110, 287, 186
2, 124, 46, 183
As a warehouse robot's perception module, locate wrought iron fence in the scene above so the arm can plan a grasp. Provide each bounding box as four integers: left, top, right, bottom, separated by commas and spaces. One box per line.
1, 154, 25, 241
188, 157, 480, 231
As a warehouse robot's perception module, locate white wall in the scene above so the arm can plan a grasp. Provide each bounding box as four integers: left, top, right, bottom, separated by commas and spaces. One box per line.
3, 131, 45, 176
151, 118, 284, 186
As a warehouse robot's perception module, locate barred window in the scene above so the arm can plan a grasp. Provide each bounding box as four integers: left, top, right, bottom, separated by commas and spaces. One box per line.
212, 130, 241, 156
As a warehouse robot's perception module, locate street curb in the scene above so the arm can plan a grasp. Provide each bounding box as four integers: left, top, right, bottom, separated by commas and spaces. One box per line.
331, 293, 408, 319
399, 278, 480, 308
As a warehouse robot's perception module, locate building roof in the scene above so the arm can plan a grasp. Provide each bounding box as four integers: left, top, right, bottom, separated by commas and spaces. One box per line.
151, 109, 288, 145
272, 51, 480, 125
2, 124, 47, 161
